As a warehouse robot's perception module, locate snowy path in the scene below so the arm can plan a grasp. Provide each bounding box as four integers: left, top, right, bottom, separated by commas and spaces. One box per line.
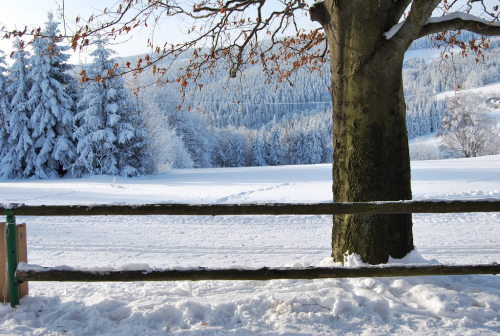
1, 156, 500, 335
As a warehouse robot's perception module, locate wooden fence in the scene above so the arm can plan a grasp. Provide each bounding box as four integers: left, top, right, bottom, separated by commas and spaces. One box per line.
2, 199, 500, 307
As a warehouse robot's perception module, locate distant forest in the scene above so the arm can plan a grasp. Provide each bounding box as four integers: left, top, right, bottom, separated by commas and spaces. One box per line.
128, 31, 500, 170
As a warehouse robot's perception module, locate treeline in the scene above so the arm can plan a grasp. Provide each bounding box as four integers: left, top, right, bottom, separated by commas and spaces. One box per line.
407, 31, 483, 50
130, 53, 335, 170
137, 85, 333, 170
130, 32, 500, 153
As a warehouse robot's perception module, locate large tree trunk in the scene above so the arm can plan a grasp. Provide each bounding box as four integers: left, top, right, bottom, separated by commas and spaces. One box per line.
311, 0, 414, 264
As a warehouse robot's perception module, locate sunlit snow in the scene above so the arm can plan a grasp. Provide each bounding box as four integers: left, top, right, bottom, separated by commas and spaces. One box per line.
1, 157, 500, 335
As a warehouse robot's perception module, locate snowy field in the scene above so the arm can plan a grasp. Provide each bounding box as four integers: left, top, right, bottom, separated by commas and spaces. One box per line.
1, 156, 500, 335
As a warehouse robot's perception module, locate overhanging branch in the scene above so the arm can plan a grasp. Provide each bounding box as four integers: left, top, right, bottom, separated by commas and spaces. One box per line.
417, 13, 500, 38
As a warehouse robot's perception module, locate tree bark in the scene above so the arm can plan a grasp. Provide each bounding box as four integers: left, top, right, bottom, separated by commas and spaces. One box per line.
311, 0, 414, 264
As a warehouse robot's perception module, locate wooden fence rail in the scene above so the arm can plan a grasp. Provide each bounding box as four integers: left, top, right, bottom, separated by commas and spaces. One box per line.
2, 199, 500, 216
16, 264, 500, 282
3, 199, 500, 307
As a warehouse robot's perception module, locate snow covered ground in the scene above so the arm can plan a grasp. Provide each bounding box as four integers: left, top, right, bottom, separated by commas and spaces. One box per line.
1, 156, 500, 335
437, 81, 500, 100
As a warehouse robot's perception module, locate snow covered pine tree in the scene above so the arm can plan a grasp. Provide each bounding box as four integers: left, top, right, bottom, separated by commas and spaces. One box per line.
27, 13, 76, 178
73, 38, 150, 177
0, 41, 32, 179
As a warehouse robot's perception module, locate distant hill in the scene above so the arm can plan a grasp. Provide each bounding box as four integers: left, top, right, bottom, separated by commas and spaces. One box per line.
115, 34, 500, 169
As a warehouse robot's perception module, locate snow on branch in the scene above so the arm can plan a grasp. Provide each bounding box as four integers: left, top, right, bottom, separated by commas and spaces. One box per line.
385, 12, 500, 40
418, 12, 500, 38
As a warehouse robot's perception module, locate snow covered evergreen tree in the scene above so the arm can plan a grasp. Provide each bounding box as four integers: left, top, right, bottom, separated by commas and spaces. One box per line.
307, 127, 323, 164
73, 38, 150, 177
0, 51, 9, 160
225, 131, 247, 167
251, 130, 266, 166
170, 110, 215, 168
0, 41, 33, 179
27, 13, 76, 178
264, 116, 286, 166
136, 91, 193, 172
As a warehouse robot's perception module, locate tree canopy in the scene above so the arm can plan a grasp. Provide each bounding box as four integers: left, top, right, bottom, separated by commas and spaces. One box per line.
3, 1, 500, 93
52, 1, 500, 89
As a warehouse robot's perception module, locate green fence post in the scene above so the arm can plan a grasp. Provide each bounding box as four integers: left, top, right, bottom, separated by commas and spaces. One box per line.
6, 209, 20, 307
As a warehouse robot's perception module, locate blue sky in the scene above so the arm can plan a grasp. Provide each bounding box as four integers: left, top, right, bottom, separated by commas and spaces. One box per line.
0, 0, 186, 64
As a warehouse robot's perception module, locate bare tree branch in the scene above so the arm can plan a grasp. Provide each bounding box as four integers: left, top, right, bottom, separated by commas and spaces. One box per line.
57, 0, 322, 88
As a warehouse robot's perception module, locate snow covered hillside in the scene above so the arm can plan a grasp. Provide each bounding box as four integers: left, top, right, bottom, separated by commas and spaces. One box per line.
1, 156, 500, 335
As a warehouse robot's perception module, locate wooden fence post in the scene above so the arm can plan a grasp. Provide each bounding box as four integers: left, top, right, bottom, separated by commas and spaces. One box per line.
0, 219, 28, 306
